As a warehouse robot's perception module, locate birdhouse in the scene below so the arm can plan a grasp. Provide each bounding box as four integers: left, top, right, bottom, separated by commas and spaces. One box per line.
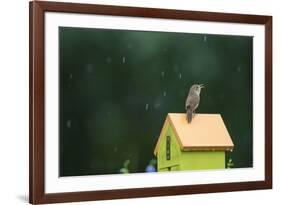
154, 113, 234, 172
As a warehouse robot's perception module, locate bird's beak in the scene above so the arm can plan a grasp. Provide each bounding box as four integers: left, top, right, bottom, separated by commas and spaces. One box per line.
199, 84, 205, 88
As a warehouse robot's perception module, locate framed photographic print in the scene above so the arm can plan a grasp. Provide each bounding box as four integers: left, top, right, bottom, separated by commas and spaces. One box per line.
29, 1, 272, 204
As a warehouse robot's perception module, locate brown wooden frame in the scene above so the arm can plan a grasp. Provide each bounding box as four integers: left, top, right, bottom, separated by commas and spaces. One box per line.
29, 1, 272, 204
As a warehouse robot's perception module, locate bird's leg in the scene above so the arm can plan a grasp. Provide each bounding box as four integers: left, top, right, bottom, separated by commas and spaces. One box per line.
193, 110, 196, 118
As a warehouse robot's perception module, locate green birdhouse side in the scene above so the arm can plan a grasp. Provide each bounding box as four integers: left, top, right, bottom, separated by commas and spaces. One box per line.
154, 113, 234, 172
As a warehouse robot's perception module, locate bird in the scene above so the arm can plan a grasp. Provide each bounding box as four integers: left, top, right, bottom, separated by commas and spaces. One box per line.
185, 84, 204, 123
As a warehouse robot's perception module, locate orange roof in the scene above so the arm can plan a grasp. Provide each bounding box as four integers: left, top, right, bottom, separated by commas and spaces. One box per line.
154, 113, 234, 155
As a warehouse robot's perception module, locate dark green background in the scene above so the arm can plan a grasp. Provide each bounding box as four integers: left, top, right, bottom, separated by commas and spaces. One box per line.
59, 27, 253, 176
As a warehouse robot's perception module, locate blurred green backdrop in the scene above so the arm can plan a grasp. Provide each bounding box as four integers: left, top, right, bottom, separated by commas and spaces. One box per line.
59, 27, 253, 176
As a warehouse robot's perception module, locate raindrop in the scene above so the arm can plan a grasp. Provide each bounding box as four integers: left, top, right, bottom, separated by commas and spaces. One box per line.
69, 73, 73, 79
114, 147, 118, 152
237, 66, 241, 72
86, 64, 93, 73
204, 35, 207, 42
161, 71, 165, 78
154, 102, 161, 109
145, 103, 149, 111
163, 91, 166, 97
66, 120, 72, 128
106, 56, 112, 64
122, 56, 126, 64
179, 73, 182, 79
153, 98, 162, 109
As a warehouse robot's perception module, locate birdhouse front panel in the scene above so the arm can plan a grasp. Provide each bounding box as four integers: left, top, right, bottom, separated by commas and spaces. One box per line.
157, 123, 181, 171
180, 151, 225, 170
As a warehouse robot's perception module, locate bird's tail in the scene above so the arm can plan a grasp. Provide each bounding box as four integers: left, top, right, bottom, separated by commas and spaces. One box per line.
186, 107, 192, 123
